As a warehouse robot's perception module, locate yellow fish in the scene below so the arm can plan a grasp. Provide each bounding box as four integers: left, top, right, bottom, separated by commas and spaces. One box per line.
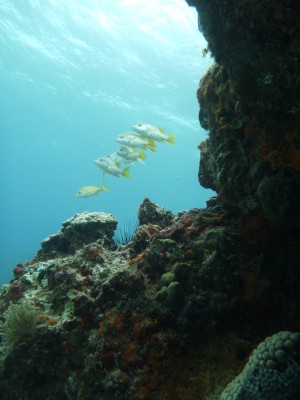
76, 183, 108, 198
115, 132, 156, 152
132, 123, 175, 145
116, 147, 146, 164
94, 156, 130, 178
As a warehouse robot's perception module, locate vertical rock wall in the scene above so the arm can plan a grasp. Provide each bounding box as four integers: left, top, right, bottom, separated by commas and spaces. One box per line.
187, 0, 300, 226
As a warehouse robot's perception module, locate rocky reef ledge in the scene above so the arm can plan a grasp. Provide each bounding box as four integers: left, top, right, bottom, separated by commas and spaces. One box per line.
0, 197, 299, 399
1, 0, 300, 398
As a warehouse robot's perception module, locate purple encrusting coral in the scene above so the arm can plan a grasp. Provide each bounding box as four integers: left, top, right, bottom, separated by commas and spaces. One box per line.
0, 0, 300, 398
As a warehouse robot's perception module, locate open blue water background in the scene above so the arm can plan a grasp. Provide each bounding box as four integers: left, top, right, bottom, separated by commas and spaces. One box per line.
0, 0, 213, 286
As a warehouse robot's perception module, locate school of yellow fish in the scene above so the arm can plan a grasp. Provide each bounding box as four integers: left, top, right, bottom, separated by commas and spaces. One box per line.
76, 123, 175, 198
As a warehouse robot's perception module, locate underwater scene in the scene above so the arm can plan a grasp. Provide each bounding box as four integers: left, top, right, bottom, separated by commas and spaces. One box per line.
0, 0, 213, 286
0, 0, 299, 399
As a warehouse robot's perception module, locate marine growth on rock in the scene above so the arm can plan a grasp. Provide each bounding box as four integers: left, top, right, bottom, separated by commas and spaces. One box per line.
1, 0, 300, 398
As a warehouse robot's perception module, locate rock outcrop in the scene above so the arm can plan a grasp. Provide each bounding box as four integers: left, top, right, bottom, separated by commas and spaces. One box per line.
188, 0, 300, 226
37, 212, 117, 259
0, 1, 299, 399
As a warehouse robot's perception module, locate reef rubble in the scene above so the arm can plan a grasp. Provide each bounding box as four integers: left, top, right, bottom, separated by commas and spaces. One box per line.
1, 0, 300, 399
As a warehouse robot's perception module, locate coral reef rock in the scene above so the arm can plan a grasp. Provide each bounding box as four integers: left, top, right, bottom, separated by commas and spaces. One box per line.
36, 212, 117, 259
1, 0, 300, 399
188, 0, 300, 226
1, 196, 299, 399
138, 197, 174, 226
221, 331, 300, 399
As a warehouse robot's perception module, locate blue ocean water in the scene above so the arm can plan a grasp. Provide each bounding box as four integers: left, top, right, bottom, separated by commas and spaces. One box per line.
0, 0, 213, 286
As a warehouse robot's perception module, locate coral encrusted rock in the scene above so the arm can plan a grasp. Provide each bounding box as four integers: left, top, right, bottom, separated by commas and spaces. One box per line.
36, 212, 117, 259
187, 0, 300, 226
221, 331, 300, 399
1, 1, 300, 399
138, 197, 174, 226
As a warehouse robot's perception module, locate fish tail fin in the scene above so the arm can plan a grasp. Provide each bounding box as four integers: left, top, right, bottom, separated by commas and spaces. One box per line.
101, 183, 109, 192
139, 150, 146, 160
122, 166, 130, 179
148, 138, 156, 152
168, 134, 175, 145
